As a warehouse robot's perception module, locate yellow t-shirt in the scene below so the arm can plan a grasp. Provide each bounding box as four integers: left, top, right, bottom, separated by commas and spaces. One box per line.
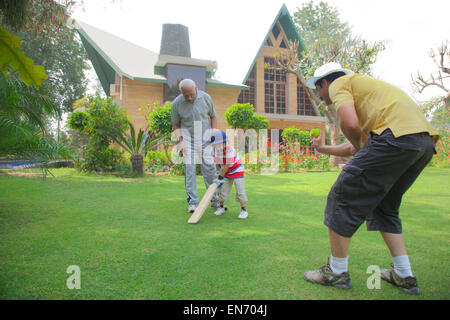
329, 74, 438, 142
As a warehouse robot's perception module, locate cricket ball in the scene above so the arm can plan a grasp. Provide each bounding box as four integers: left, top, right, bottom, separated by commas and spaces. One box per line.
310, 128, 320, 138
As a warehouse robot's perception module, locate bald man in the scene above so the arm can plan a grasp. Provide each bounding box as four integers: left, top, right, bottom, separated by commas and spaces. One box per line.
171, 79, 220, 213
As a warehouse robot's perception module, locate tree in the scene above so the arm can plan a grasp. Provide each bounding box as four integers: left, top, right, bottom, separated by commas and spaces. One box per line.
0, 1, 82, 177
0, 25, 47, 86
0, 1, 82, 84
293, 1, 386, 76
274, 1, 386, 165
418, 96, 449, 128
293, 1, 350, 49
0, 72, 72, 178
17, 29, 89, 111
411, 40, 450, 110
1, 1, 89, 144
66, 94, 129, 173
0, 0, 83, 36
99, 121, 165, 177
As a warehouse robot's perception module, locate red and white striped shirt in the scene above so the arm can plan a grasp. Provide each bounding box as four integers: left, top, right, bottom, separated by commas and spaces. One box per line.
214, 145, 244, 179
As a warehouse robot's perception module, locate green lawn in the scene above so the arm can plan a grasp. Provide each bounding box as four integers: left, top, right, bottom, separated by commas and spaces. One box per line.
0, 168, 449, 300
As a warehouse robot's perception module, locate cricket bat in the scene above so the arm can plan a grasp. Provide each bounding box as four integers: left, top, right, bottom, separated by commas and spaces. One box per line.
188, 183, 218, 224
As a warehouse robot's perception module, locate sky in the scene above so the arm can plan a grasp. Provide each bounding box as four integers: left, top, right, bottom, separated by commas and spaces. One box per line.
71, 0, 450, 102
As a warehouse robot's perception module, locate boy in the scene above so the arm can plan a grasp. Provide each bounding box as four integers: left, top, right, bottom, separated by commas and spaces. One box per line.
207, 130, 248, 219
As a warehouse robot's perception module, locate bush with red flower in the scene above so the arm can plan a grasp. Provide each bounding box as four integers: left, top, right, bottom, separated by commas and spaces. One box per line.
428, 130, 450, 168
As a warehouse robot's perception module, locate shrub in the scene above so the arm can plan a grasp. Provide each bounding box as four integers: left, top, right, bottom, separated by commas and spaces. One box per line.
114, 159, 134, 177
83, 94, 129, 145
279, 148, 330, 172
69, 94, 129, 173
146, 150, 171, 173
224, 103, 254, 129
143, 101, 173, 135
79, 145, 126, 172
141, 101, 175, 165
429, 130, 450, 168
170, 163, 185, 176
67, 111, 89, 131
248, 114, 269, 130
281, 127, 312, 147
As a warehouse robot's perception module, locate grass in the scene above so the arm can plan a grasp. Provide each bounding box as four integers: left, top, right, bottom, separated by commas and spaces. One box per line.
0, 167, 449, 300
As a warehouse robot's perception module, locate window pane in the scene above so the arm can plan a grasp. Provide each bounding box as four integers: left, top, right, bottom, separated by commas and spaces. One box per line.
276, 84, 286, 114
265, 83, 274, 113
272, 24, 280, 39
165, 64, 206, 101
296, 80, 317, 116
264, 57, 287, 115
238, 67, 256, 109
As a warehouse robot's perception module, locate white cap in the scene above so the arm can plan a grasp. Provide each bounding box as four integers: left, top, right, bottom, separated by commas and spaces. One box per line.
305, 62, 353, 89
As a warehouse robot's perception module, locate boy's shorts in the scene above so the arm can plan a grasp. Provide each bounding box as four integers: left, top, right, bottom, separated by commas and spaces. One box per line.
219, 178, 248, 203
324, 129, 435, 237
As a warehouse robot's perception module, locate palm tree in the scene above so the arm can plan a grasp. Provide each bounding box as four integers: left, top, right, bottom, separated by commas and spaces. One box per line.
0, 73, 72, 178
99, 121, 166, 176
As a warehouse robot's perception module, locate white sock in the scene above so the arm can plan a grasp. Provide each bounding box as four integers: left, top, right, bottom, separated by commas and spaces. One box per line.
330, 256, 348, 275
392, 255, 413, 278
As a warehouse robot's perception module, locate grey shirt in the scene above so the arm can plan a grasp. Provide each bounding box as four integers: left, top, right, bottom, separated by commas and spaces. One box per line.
171, 90, 216, 140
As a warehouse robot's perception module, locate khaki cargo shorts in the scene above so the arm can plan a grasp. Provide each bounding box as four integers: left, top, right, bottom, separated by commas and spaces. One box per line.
219, 177, 248, 203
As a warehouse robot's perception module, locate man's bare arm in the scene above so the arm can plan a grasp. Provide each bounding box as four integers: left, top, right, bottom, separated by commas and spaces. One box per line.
313, 141, 357, 157
338, 103, 364, 152
172, 123, 186, 155
210, 116, 217, 130
311, 103, 365, 157
172, 123, 183, 141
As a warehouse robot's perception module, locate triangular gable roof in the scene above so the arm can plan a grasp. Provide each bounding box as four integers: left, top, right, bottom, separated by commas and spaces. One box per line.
75, 20, 166, 95
241, 4, 307, 84
74, 20, 247, 95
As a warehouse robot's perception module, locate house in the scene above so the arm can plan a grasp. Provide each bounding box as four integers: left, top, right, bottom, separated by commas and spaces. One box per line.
72, 4, 325, 140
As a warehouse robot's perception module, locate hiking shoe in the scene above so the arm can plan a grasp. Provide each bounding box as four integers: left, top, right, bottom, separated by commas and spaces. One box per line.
214, 206, 227, 216
188, 204, 197, 213
303, 258, 351, 289
238, 210, 248, 219
380, 264, 419, 295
